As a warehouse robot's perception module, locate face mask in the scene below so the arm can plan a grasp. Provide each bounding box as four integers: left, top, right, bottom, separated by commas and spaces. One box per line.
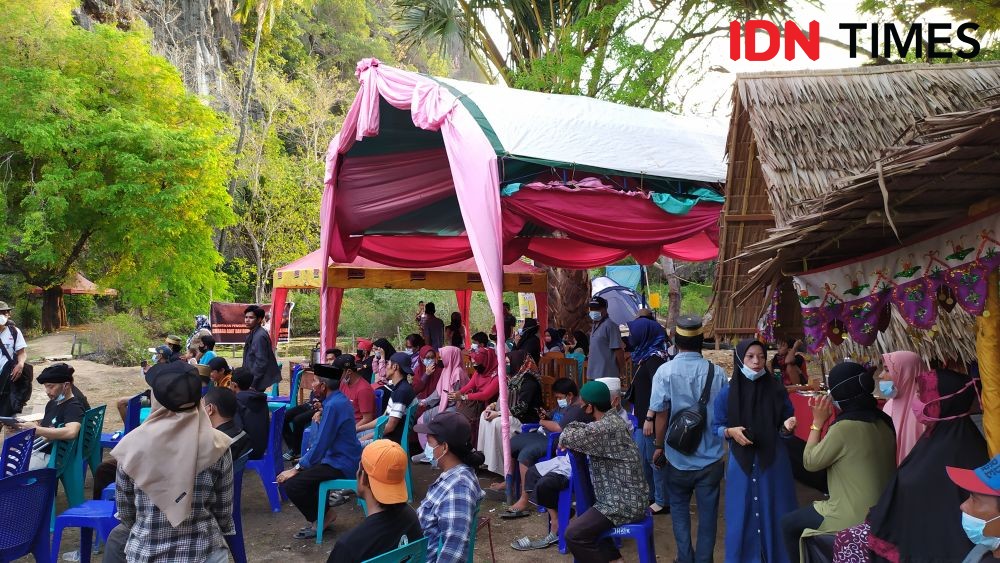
423, 358, 435, 367
471, 343, 479, 351
557, 398, 569, 408
404, 347, 413, 354
589, 311, 602, 321
740, 364, 766, 381
0, 315, 9, 325
962, 512, 1000, 550
829, 372, 867, 410
374, 351, 382, 359
879, 380, 897, 399
917, 378, 979, 424
56, 391, 66, 402
425, 443, 444, 468
518, 329, 524, 336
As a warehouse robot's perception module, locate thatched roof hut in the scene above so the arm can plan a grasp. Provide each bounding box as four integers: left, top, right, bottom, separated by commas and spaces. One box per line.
709, 62, 1000, 347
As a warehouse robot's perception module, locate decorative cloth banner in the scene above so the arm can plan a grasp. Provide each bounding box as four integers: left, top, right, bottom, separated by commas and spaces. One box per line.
794, 211, 1000, 352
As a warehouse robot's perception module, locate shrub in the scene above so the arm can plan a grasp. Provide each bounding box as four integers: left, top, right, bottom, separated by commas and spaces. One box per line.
86, 313, 150, 366
65, 294, 97, 325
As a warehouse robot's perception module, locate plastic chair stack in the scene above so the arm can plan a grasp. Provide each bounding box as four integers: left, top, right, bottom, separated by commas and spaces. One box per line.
269, 365, 303, 412
0, 468, 56, 563
48, 423, 87, 530
51, 500, 119, 563
100, 392, 144, 452
80, 406, 106, 479
1, 428, 35, 478
246, 406, 287, 512
226, 451, 253, 563
568, 452, 655, 563
362, 536, 427, 563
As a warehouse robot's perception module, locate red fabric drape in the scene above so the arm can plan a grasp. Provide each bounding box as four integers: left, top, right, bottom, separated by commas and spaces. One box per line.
455, 289, 473, 345
322, 287, 345, 349
534, 292, 548, 335
269, 288, 288, 349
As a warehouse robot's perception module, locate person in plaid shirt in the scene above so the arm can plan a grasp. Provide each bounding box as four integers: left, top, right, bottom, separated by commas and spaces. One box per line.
414, 411, 486, 563
106, 361, 235, 563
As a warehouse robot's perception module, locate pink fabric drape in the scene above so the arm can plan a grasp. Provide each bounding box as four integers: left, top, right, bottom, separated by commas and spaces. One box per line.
322, 287, 344, 349
269, 288, 288, 349
455, 289, 472, 346
882, 351, 927, 465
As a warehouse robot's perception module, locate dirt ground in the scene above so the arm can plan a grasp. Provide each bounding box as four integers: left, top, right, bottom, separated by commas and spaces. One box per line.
12, 336, 820, 562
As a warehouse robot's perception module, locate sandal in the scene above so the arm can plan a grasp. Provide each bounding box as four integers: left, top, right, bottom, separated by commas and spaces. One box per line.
510, 533, 558, 551
293, 526, 317, 539
499, 508, 533, 520
510, 537, 534, 551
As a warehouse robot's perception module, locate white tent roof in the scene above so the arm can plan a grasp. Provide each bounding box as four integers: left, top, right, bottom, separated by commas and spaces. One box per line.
438, 77, 728, 183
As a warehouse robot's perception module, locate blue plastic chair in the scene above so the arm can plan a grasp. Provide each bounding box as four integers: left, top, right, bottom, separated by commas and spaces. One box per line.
568, 452, 655, 563
100, 483, 115, 501
508, 425, 559, 504
51, 500, 118, 563
0, 468, 55, 562
269, 365, 303, 411
100, 393, 144, 451
246, 406, 287, 512
1, 427, 35, 477
226, 451, 253, 563
363, 536, 427, 563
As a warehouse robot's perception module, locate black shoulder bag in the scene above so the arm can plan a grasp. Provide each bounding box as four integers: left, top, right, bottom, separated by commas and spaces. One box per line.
665, 362, 715, 455
0, 323, 31, 416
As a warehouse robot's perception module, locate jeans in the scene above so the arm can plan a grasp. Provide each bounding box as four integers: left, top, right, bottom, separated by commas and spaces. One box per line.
667, 459, 724, 563
634, 428, 667, 506
780, 504, 824, 563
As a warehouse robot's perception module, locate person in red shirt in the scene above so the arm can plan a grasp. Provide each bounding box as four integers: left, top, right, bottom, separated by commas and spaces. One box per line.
336, 354, 376, 431
772, 338, 809, 389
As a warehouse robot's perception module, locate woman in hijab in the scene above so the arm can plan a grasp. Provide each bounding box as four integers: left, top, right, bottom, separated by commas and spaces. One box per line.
626, 310, 670, 513
833, 368, 988, 563
446, 312, 465, 349
109, 362, 233, 562
714, 339, 798, 563
415, 346, 470, 453
880, 351, 927, 465
451, 347, 501, 437
369, 338, 396, 411
412, 345, 441, 401
566, 330, 589, 375
513, 318, 542, 363
780, 361, 896, 563
479, 350, 543, 475
543, 328, 564, 354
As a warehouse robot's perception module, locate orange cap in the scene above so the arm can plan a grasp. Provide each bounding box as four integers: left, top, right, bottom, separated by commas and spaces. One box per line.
361, 440, 408, 504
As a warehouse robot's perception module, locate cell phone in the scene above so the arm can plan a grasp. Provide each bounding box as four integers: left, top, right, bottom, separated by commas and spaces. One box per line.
140, 360, 148, 368
0, 416, 20, 426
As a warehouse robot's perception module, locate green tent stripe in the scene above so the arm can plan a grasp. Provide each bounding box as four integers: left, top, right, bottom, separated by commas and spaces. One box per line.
430, 78, 506, 156
501, 154, 721, 187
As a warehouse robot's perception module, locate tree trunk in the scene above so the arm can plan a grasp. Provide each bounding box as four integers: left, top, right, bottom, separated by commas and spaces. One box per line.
660, 257, 681, 329
544, 267, 590, 333
236, 18, 264, 158
41, 287, 65, 333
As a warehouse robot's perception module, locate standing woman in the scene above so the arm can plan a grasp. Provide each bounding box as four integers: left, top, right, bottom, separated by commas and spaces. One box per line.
415, 412, 486, 563
879, 351, 926, 465
714, 339, 798, 563
627, 309, 670, 513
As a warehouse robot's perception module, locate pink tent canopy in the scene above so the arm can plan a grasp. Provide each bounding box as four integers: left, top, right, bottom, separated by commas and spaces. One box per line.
319, 59, 725, 481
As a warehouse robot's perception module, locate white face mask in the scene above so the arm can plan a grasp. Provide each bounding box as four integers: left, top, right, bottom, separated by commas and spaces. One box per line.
0, 314, 9, 325
740, 364, 766, 381
588, 311, 602, 321
471, 343, 479, 351
557, 398, 569, 408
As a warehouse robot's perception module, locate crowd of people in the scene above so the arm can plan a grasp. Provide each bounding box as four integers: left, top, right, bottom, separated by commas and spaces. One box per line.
3, 297, 1000, 563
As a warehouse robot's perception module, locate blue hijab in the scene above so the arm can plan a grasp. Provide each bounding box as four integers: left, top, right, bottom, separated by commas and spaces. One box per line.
626, 316, 666, 364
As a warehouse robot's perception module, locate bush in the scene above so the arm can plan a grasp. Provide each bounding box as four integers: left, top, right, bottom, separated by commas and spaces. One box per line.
86, 313, 150, 366
65, 294, 97, 325
16, 299, 41, 332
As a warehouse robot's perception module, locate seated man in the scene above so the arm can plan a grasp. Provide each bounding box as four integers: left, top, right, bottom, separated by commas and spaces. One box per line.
232, 367, 270, 460
947, 454, 1000, 562
198, 334, 218, 366
208, 357, 233, 389
504, 378, 590, 515
559, 380, 648, 562
15, 363, 85, 470
358, 352, 415, 445
203, 387, 252, 463
336, 354, 376, 431
277, 364, 362, 540
596, 376, 635, 430
281, 349, 337, 461
328, 440, 422, 562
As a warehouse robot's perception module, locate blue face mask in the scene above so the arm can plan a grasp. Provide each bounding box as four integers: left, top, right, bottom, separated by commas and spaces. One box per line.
879, 380, 897, 399
404, 347, 413, 354
740, 364, 766, 381
423, 358, 435, 367
962, 512, 1000, 550
557, 398, 568, 408
56, 393, 66, 403
589, 311, 602, 321
425, 443, 442, 468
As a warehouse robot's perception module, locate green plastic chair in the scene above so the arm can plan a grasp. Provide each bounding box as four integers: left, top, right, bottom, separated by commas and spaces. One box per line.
363, 536, 427, 563
47, 422, 86, 529
432, 503, 488, 563
268, 366, 303, 412
81, 405, 106, 478
401, 401, 419, 502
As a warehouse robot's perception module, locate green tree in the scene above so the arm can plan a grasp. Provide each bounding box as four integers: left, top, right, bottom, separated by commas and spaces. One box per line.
0, 0, 234, 331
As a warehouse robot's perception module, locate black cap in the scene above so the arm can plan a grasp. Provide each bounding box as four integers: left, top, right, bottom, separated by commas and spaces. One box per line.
37, 363, 73, 384
144, 361, 201, 412
413, 411, 472, 450
675, 314, 704, 337
388, 352, 413, 375
313, 363, 344, 384
588, 296, 608, 309
332, 354, 356, 372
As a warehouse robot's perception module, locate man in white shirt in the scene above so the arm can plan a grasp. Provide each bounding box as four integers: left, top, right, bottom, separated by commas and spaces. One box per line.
0, 301, 28, 416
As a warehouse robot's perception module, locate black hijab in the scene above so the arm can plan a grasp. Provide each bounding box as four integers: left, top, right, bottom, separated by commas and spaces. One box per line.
508, 350, 528, 375
728, 339, 786, 473
827, 361, 894, 429
372, 338, 396, 359
867, 369, 987, 562
572, 330, 589, 355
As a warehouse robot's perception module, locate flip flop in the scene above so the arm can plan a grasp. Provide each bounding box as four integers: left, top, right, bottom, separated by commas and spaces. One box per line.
510, 537, 534, 551
531, 533, 559, 549
499, 509, 533, 520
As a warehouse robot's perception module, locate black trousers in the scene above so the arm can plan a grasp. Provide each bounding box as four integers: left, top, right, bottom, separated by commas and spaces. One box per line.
781, 504, 824, 563
282, 403, 315, 455
565, 507, 621, 562
285, 463, 345, 523
524, 466, 569, 510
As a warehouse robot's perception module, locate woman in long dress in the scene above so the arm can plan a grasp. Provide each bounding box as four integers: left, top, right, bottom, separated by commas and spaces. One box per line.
714, 339, 798, 563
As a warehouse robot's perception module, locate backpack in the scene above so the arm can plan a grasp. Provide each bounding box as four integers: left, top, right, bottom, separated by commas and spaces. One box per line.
665, 362, 714, 455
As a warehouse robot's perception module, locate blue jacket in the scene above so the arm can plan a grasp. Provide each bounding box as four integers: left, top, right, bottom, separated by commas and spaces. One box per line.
299, 390, 362, 476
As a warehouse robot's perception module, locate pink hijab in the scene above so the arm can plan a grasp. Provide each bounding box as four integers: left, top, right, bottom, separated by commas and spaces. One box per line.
882, 351, 927, 465
435, 346, 469, 413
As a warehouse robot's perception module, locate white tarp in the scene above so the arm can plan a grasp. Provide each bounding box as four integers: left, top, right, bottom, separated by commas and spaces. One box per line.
439, 77, 728, 183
